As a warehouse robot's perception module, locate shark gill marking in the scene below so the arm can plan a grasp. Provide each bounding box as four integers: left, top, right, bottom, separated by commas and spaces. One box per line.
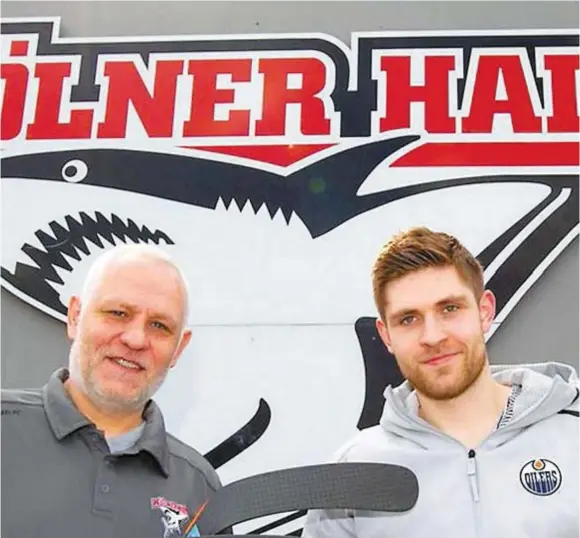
1, 212, 173, 315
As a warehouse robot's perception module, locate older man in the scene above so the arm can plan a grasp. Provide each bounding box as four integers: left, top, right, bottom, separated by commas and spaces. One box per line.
1, 245, 222, 538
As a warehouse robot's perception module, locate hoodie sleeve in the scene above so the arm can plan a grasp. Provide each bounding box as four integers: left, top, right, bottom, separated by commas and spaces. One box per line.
301, 439, 361, 538
301, 508, 356, 538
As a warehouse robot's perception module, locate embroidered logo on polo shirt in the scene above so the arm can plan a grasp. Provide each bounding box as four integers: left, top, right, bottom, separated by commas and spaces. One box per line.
519, 459, 562, 496
150, 496, 189, 537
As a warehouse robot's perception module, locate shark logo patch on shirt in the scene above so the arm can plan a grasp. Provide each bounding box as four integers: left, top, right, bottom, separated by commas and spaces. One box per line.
150, 497, 189, 537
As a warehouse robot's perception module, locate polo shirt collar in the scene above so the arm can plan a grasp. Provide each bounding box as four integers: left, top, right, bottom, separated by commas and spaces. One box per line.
43, 368, 91, 439
138, 400, 171, 477
43, 367, 170, 477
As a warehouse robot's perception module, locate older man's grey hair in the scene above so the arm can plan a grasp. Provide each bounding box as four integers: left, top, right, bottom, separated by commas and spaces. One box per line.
79, 244, 190, 331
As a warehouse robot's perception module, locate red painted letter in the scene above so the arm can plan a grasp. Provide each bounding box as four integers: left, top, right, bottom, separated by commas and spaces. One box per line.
98, 60, 184, 138
27, 62, 93, 139
183, 59, 252, 137
544, 54, 580, 133
255, 58, 331, 136
379, 55, 456, 133
1, 63, 29, 140
463, 55, 542, 133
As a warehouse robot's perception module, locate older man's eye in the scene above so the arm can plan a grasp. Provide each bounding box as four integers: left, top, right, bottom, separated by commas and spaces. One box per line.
151, 321, 170, 332
443, 304, 459, 313
108, 310, 126, 317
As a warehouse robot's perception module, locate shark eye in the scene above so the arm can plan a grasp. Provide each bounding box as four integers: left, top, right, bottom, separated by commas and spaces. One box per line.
61, 159, 88, 183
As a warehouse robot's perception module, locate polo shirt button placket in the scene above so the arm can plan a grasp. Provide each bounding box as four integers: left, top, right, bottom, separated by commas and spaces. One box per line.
93, 458, 115, 514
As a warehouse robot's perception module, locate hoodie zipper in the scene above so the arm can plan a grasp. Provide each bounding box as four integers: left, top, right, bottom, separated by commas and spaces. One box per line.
385, 380, 566, 538
387, 401, 485, 536
467, 449, 480, 502
467, 448, 482, 538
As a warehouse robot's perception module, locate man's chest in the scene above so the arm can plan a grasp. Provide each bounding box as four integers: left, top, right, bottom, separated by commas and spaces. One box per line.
351, 429, 579, 538
1, 435, 205, 538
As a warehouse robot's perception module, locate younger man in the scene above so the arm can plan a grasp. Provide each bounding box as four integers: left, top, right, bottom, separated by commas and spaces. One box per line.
303, 227, 579, 538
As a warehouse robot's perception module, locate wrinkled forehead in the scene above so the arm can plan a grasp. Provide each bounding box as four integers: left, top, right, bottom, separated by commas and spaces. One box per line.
85, 258, 188, 319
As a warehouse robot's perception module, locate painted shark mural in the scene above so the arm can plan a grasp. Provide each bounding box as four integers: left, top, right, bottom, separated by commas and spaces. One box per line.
1, 18, 578, 534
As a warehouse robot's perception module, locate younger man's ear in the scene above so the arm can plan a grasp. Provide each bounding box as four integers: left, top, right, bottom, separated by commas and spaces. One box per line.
376, 318, 394, 353
479, 289, 496, 334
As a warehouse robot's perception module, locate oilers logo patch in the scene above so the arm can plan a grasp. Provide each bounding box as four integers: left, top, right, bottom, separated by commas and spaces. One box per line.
519, 459, 562, 496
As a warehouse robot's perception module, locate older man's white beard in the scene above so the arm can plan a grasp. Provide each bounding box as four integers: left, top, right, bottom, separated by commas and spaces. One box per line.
68, 338, 168, 415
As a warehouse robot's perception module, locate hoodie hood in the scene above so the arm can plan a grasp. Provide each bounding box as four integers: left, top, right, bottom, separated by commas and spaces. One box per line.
489, 361, 578, 427
380, 361, 579, 449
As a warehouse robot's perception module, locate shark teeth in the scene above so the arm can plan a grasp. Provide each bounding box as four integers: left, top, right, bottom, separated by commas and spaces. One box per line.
10, 212, 174, 310
44, 279, 65, 294
216, 194, 297, 225
271, 206, 290, 224
60, 250, 82, 267
253, 202, 271, 219
85, 235, 110, 255
214, 194, 300, 230
52, 263, 73, 284
214, 197, 228, 213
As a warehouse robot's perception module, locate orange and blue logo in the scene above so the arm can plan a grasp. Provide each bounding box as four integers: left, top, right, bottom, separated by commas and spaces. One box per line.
519, 459, 562, 496
181, 501, 207, 538
183, 525, 200, 538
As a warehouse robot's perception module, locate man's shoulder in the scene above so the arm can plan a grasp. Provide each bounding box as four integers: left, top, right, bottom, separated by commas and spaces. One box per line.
556, 384, 579, 417
165, 432, 222, 491
1, 387, 45, 421
332, 425, 392, 462
1, 387, 44, 407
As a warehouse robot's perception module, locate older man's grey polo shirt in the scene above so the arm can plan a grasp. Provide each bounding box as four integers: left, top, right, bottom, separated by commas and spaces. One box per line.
1, 368, 222, 538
